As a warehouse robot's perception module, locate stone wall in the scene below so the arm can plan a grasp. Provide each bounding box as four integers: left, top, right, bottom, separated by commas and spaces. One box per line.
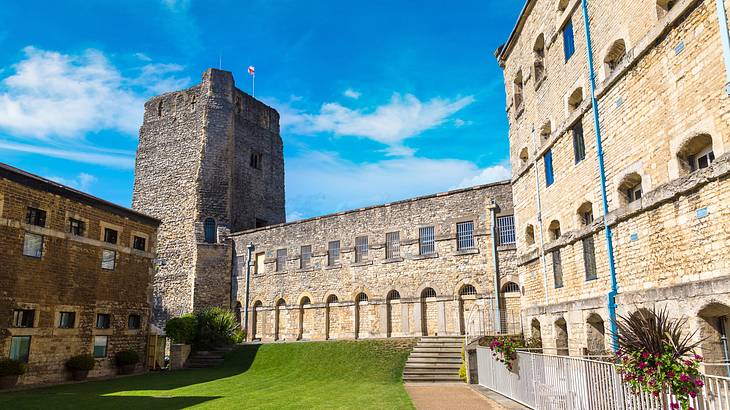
0, 165, 158, 385
133, 69, 285, 324
497, 0, 730, 366
230, 182, 519, 341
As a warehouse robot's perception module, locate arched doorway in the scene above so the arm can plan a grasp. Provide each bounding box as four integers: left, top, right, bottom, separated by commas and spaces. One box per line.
355, 292, 369, 339
251, 301, 262, 340
386, 290, 401, 337
235, 301, 242, 329
698, 303, 730, 377
325, 294, 339, 340
555, 318, 569, 356
458, 284, 478, 335
421, 287, 438, 336
585, 314, 606, 356
530, 318, 543, 351
275, 298, 286, 341
299, 296, 312, 340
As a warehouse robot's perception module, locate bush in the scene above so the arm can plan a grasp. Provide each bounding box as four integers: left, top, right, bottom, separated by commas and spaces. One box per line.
65, 355, 95, 371
195, 307, 240, 349
0, 358, 27, 376
115, 350, 140, 367
165, 314, 198, 345
458, 348, 467, 382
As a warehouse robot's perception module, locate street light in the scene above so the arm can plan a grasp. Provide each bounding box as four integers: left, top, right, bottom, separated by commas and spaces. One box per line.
243, 242, 254, 341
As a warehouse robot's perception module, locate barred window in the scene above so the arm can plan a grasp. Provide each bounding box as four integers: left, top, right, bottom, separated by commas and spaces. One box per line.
355, 236, 368, 263
276, 248, 287, 272
356, 292, 368, 302
12, 309, 35, 328
419, 226, 435, 255
459, 284, 477, 296
387, 290, 401, 300
583, 237, 597, 280
300, 245, 312, 269
552, 250, 563, 288
326, 294, 338, 304
456, 221, 474, 250
385, 231, 400, 259
421, 287, 437, 298
496, 215, 516, 245
328, 240, 340, 266
503, 282, 520, 293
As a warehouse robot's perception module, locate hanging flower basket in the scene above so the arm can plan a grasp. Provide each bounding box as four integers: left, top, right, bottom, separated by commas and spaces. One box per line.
488, 336, 522, 371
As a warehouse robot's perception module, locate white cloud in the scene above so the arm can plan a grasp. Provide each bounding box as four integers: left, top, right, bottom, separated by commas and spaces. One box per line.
285, 150, 510, 219
0, 140, 135, 169
343, 88, 361, 99
279, 93, 475, 155
454, 118, 473, 128
47, 172, 97, 191
0, 46, 189, 140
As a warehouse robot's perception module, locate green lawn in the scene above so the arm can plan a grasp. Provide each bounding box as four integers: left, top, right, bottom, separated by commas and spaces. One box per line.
0, 340, 417, 410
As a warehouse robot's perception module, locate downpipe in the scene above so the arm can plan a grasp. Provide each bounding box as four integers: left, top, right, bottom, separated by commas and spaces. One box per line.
717, 0, 730, 95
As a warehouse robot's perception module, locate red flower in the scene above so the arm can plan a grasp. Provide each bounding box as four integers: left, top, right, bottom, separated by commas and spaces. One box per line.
694, 379, 704, 388
680, 374, 690, 382
641, 351, 650, 359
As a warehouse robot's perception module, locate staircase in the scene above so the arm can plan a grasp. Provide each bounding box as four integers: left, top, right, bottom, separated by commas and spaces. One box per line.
185, 345, 238, 369
403, 336, 464, 383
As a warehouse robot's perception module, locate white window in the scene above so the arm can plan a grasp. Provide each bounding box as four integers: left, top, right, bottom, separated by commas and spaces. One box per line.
456, 221, 475, 250
23, 233, 43, 258
385, 231, 400, 259
419, 226, 435, 255
355, 236, 368, 262
690, 145, 715, 171
101, 249, 116, 270
496, 216, 516, 245
93, 335, 108, 358
628, 186, 642, 203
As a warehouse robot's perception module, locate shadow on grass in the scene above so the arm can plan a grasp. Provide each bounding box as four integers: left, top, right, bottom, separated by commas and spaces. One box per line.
0, 344, 261, 409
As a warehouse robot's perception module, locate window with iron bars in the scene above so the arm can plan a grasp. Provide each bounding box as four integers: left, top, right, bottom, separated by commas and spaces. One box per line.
419, 226, 435, 255
496, 215, 516, 245
385, 231, 400, 259
300, 245, 312, 269
327, 241, 340, 266
355, 236, 368, 263
456, 221, 474, 250
276, 248, 287, 272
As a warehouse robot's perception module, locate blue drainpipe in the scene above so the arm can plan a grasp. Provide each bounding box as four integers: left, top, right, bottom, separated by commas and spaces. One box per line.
580, 0, 619, 352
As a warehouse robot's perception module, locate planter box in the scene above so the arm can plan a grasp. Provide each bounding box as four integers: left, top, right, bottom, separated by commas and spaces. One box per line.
170, 344, 191, 370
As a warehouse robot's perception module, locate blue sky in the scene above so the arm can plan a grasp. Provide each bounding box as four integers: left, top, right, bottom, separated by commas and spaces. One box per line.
0, 0, 521, 220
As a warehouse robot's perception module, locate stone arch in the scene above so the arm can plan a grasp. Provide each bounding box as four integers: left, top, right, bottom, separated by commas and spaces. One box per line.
618, 172, 643, 206
557, 0, 569, 12
603, 39, 627, 78
519, 147, 529, 165
325, 293, 340, 340
568, 87, 583, 111
458, 284, 479, 335
525, 224, 535, 245
577, 201, 594, 227
676, 133, 715, 176
533, 34, 546, 85
354, 292, 370, 339
696, 302, 730, 376
420, 287, 438, 336
298, 295, 313, 341
555, 317, 569, 356
585, 313, 606, 355
203, 217, 217, 244
530, 318, 543, 349
385, 290, 401, 338
502, 282, 519, 293
500, 282, 521, 333
252, 300, 263, 340
548, 220, 561, 241
275, 298, 287, 341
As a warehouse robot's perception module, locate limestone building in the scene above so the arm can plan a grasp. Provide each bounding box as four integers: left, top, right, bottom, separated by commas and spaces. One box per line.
0, 163, 159, 384
496, 0, 730, 373
133, 69, 520, 340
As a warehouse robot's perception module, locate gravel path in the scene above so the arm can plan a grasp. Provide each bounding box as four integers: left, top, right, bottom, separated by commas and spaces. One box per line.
405, 383, 508, 410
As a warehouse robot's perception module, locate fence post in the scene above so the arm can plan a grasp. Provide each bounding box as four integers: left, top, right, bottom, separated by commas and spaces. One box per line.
531, 353, 538, 408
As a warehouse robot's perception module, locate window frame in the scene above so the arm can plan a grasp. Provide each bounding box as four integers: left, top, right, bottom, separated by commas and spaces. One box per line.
456, 221, 475, 250
354, 236, 368, 263
103, 228, 118, 245
9, 336, 31, 363
254, 252, 265, 274
496, 215, 516, 245
132, 235, 147, 251
95, 313, 111, 329
552, 250, 564, 288
690, 145, 715, 171
203, 218, 217, 244
563, 19, 576, 62
12, 309, 35, 328
275, 248, 287, 272
93, 335, 108, 358
572, 121, 586, 163
583, 236, 597, 281
22, 233, 44, 258
327, 240, 340, 266
68, 218, 85, 236
419, 226, 436, 255
128, 314, 141, 330
25, 207, 47, 227
300, 245, 312, 269
101, 249, 116, 270
58, 311, 76, 329
544, 150, 555, 186
385, 231, 400, 259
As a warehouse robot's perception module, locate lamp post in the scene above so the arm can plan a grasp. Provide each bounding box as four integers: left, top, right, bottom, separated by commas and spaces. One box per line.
243, 242, 254, 341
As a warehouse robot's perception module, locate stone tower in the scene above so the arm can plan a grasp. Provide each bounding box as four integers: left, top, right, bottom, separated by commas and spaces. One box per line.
133, 68, 285, 324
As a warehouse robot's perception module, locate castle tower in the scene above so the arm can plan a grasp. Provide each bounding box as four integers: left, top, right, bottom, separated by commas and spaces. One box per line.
133, 68, 285, 324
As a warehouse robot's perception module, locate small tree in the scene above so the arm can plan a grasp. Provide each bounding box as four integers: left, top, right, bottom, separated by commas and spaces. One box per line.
165, 314, 198, 345
614, 307, 704, 410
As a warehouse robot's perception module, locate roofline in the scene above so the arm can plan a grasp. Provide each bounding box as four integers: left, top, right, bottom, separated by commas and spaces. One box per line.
496, 0, 537, 66
0, 162, 161, 226
229, 180, 512, 237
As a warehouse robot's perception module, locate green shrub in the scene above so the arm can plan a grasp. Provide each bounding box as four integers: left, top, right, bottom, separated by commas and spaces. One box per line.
0, 358, 27, 376
195, 307, 240, 349
165, 314, 198, 345
114, 350, 140, 367
458, 348, 467, 382
65, 355, 95, 371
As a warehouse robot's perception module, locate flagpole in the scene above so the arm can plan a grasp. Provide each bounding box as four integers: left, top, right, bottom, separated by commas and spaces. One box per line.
252, 74, 255, 97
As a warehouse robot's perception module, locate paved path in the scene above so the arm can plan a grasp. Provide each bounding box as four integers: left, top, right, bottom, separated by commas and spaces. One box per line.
405, 383, 509, 410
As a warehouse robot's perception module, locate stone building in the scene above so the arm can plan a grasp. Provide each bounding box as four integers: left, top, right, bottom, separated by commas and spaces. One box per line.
230, 182, 518, 341
133, 69, 520, 341
132, 68, 285, 324
0, 163, 159, 384
496, 0, 730, 373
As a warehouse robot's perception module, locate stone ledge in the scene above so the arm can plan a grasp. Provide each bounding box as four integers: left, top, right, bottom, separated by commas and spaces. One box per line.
454, 248, 479, 256
325, 264, 342, 270
411, 253, 439, 260
382, 257, 404, 264
351, 261, 373, 267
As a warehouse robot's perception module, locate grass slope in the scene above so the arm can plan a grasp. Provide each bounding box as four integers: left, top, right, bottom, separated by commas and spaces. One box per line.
0, 340, 416, 410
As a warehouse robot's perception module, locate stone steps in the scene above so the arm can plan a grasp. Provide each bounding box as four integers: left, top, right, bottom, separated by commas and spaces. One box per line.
403, 336, 464, 383
185, 346, 236, 369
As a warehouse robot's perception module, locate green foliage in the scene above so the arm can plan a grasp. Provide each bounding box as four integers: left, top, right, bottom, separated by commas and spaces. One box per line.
114, 350, 140, 367
615, 307, 705, 410
488, 336, 524, 371
0, 358, 27, 376
65, 355, 95, 371
195, 307, 241, 349
458, 348, 467, 382
165, 314, 198, 345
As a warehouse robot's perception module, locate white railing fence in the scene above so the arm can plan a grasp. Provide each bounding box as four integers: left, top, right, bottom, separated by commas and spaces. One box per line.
476, 347, 730, 410
464, 302, 522, 342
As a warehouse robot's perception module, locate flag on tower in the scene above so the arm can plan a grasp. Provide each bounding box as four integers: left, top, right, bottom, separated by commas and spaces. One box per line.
248, 66, 255, 76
